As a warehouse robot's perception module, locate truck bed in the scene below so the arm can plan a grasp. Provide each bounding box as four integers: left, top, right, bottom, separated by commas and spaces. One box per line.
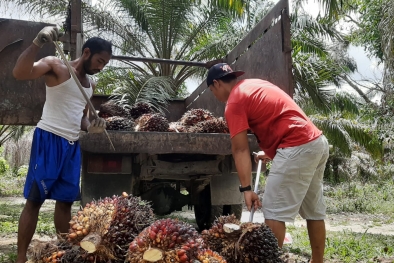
79, 131, 260, 154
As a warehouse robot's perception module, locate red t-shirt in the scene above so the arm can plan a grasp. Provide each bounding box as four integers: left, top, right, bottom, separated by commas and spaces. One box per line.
225, 79, 322, 159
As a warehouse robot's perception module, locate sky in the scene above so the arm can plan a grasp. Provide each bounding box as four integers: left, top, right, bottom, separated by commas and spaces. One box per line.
0, 0, 383, 98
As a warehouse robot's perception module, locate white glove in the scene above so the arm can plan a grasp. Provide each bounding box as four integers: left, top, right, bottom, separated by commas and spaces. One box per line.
33, 26, 63, 48
87, 118, 107, 133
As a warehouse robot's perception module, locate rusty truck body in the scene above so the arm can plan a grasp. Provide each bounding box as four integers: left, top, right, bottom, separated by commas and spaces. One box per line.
0, 0, 293, 229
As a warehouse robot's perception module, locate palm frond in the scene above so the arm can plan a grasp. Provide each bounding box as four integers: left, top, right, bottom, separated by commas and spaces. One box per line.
330, 92, 360, 115
109, 71, 175, 114
0, 125, 27, 146
291, 13, 343, 41
311, 116, 352, 156
340, 119, 383, 159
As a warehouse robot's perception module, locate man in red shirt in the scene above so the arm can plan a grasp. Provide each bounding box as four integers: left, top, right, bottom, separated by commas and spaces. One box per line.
207, 63, 329, 263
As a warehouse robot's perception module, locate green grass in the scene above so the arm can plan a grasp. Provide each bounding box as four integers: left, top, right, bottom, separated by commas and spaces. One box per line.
0, 246, 17, 263
284, 225, 394, 263
0, 203, 56, 236
325, 180, 394, 216
0, 173, 24, 197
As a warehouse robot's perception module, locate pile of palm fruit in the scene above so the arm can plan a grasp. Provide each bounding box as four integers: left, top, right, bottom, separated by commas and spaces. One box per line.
98, 101, 229, 133
201, 215, 283, 263
27, 190, 283, 263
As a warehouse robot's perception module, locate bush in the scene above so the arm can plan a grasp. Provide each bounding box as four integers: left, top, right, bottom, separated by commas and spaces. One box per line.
0, 158, 9, 174
16, 165, 28, 177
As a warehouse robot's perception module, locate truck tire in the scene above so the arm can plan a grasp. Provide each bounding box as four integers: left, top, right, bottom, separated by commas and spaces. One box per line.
194, 185, 242, 230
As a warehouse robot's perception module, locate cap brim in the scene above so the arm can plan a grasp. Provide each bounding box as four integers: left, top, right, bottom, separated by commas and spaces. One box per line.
231, 71, 245, 77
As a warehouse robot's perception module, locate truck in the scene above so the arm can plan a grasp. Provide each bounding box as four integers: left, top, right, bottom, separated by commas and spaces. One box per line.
0, 0, 293, 230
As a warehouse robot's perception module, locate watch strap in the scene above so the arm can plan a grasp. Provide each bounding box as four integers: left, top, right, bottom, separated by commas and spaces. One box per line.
239, 185, 252, 192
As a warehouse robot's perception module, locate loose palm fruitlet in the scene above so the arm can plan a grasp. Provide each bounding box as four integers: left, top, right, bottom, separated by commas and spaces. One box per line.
129, 102, 154, 119
106, 116, 135, 131
127, 218, 205, 263
196, 249, 227, 263
99, 101, 131, 119
135, 113, 169, 132
41, 250, 66, 263
188, 117, 229, 134
179, 109, 214, 126
168, 122, 189, 133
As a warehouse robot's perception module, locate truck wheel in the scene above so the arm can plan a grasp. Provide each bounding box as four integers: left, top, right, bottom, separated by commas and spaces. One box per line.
194, 186, 242, 231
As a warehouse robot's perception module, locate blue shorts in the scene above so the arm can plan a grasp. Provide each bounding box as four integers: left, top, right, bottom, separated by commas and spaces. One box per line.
24, 128, 81, 204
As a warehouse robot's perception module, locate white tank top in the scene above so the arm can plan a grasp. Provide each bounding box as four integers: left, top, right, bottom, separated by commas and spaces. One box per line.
37, 77, 93, 141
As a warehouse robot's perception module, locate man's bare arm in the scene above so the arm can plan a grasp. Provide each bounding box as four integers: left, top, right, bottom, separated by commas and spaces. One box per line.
13, 44, 52, 80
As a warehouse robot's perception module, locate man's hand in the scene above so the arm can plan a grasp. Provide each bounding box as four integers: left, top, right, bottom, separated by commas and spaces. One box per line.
244, 191, 262, 211
254, 151, 271, 163
33, 27, 63, 48
87, 118, 107, 133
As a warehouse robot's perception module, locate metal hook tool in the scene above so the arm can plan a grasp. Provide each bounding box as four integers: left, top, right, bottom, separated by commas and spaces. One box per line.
249, 152, 264, 222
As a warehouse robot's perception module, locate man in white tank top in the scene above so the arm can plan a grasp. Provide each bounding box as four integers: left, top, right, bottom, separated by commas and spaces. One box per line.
12, 26, 111, 263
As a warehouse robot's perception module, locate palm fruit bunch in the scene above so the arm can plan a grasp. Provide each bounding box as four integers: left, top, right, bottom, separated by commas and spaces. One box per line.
168, 122, 189, 133
103, 192, 155, 262
202, 216, 283, 263
27, 239, 71, 263
60, 246, 94, 263
201, 215, 240, 261
196, 249, 227, 263
106, 116, 135, 131
235, 223, 282, 263
127, 218, 205, 263
67, 196, 116, 246
189, 117, 229, 134
129, 102, 153, 119
179, 109, 214, 126
135, 113, 169, 132
66, 192, 154, 262
98, 101, 131, 119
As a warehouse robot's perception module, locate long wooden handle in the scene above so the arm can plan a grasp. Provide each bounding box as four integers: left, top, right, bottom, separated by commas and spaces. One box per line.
53, 41, 116, 151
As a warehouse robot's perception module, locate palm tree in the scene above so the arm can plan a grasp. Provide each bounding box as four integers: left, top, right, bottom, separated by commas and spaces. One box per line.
296, 93, 383, 183
298, 92, 383, 182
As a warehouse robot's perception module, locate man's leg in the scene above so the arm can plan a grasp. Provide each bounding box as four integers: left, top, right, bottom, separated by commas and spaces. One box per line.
265, 219, 286, 248
54, 201, 73, 234
16, 200, 42, 263
307, 219, 326, 263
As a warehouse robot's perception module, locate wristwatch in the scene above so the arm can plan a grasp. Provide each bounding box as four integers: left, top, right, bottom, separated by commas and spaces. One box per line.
239, 185, 252, 192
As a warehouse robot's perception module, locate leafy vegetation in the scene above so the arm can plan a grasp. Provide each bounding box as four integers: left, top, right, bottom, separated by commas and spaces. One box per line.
285, 226, 394, 263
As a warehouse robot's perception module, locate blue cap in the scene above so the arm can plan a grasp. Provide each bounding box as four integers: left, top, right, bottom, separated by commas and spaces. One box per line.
206, 63, 245, 86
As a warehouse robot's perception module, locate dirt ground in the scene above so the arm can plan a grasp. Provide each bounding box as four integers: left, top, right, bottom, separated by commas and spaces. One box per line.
2, 197, 394, 262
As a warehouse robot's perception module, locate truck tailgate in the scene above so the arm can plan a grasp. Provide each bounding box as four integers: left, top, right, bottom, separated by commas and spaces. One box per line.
79, 131, 260, 154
